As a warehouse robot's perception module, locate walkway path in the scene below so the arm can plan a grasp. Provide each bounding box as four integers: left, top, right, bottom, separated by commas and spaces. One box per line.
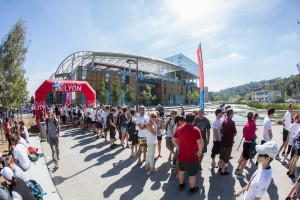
41, 123, 297, 200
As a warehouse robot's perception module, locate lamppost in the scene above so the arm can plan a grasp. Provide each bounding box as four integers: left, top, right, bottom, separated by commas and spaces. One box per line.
126, 58, 139, 111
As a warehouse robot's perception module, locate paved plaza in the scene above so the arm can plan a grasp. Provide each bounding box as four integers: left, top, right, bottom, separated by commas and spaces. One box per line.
40, 113, 299, 200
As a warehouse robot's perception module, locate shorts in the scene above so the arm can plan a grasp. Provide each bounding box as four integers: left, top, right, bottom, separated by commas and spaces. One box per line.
242, 142, 252, 160
90, 120, 95, 124
166, 137, 174, 149
121, 126, 127, 134
157, 135, 162, 141
109, 128, 116, 139
178, 160, 199, 176
138, 137, 147, 147
219, 146, 232, 163
211, 141, 221, 158
130, 133, 139, 145
283, 128, 289, 142
96, 122, 103, 129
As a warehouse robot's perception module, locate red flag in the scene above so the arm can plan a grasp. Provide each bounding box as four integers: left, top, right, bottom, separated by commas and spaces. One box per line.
197, 43, 204, 109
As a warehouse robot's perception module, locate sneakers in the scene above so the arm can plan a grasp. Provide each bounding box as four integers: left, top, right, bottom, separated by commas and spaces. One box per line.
287, 171, 291, 175
188, 187, 199, 195
179, 183, 186, 191
275, 155, 280, 160
234, 169, 240, 175
145, 164, 150, 170
96, 135, 99, 139
289, 174, 295, 178
150, 168, 159, 173
171, 164, 175, 169
236, 173, 245, 179
112, 144, 118, 147
282, 151, 285, 156
54, 162, 59, 168
110, 145, 116, 149
130, 153, 136, 157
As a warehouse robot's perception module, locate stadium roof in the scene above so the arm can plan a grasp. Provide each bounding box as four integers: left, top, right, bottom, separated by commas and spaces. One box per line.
50, 51, 198, 80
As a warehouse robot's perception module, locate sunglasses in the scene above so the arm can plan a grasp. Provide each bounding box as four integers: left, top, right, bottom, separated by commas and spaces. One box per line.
151, 116, 157, 118
171, 113, 176, 115
258, 154, 269, 158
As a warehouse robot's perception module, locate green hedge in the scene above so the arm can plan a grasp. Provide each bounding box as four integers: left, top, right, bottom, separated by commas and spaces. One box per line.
246, 102, 300, 110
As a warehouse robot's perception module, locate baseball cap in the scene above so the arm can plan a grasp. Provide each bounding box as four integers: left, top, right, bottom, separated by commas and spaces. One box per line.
256, 141, 278, 159
1, 167, 14, 180
288, 103, 293, 109
294, 114, 299, 120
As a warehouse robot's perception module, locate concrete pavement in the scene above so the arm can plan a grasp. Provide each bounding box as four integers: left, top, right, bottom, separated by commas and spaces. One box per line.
40, 120, 299, 200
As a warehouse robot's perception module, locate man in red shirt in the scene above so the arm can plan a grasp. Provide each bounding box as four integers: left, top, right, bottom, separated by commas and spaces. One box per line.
172, 113, 204, 195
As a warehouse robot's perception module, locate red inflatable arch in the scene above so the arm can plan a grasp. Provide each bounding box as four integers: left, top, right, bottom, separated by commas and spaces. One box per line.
35, 80, 96, 125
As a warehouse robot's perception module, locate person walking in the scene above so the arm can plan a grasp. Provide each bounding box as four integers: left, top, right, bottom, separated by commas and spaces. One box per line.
172, 113, 204, 195
163, 109, 177, 161
219, 108, 237, 175
145, 112, 159, 172
235, 111, 256, 179
46, 112, 60, 168
211, 109, 223, 168
235, 141, 278, 199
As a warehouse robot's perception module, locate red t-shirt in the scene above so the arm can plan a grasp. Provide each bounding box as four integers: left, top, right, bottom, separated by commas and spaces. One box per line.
221, 118, 237, 147
243, 120, 256, 142
4, 122, 11, 135
173, 124, 202, 162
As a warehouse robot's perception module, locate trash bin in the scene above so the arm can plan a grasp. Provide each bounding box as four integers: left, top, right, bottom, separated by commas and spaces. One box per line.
39, 122, 47, 141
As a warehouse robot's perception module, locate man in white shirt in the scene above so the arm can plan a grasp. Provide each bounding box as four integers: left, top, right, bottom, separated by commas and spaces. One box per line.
136, 106, 149, 164
276, 103, 293, 160
11, 135, 30, 171
262, 108, 275, 144
211, 109, 223, 168
95, 105, 103, 139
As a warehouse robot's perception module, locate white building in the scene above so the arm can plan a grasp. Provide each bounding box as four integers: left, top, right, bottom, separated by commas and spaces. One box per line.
252, 90, 281, 102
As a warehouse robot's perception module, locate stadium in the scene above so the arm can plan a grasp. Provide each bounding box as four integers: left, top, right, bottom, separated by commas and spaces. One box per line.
48, 51, 201, 106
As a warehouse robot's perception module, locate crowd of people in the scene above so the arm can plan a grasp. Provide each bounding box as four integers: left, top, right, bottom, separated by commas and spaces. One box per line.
0, 118, 39, 199
2, 102, 300, 199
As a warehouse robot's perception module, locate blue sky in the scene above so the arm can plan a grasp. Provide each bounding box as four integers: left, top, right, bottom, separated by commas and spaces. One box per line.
1, 0, 299, 96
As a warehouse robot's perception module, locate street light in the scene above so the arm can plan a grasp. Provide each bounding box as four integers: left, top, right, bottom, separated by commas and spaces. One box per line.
126, 58, 139, 111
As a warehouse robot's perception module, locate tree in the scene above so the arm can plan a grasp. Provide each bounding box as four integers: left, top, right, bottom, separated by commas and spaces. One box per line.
141, 86, 156, 105
97, 80, 106, 103
125, 88, 135, 104
0, 19, 29, 110
244, 93, 252, 101
110, 78, 122, 106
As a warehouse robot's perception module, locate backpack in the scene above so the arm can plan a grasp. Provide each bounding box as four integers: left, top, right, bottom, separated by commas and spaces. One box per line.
127, 117, 136, 135
27, 179, 46, 200
28, 153, 39, 162
28, 147, 38, 155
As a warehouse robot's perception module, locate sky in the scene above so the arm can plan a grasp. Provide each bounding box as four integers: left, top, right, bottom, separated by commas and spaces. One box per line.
0, 0, 299, 96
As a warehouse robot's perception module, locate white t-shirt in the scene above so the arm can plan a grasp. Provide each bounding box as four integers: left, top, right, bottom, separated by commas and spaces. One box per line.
212, 118, 222, 141
23, 126, 29, 142
283, 111, 292, 130
263, 116, 272, 141
288, 123, 299, 146
101, 111, 109, 126
18, 137, 28, 148
13, 165, 29, 182
243, 166, 272, 200
13, 144, 30, 170
136, 115, 149, 138
91, 109, 96, 121
166, 118, 176, 137
146, 125, 158, 145
96, 109, 103, 122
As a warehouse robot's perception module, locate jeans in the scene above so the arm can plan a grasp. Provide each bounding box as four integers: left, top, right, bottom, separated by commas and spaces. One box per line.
49, 137, 59, 164
146, 143, 156, 168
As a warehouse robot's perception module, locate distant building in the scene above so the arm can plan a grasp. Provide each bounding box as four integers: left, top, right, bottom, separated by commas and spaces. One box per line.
204, 87, 209, 102
252, 90, 281, 102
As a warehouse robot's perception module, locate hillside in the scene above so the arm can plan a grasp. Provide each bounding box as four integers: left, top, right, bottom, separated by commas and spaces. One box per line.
209, 74, 300, 101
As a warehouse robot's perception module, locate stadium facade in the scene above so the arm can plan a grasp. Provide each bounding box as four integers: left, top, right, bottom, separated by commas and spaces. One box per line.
48, 51, 202, 106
